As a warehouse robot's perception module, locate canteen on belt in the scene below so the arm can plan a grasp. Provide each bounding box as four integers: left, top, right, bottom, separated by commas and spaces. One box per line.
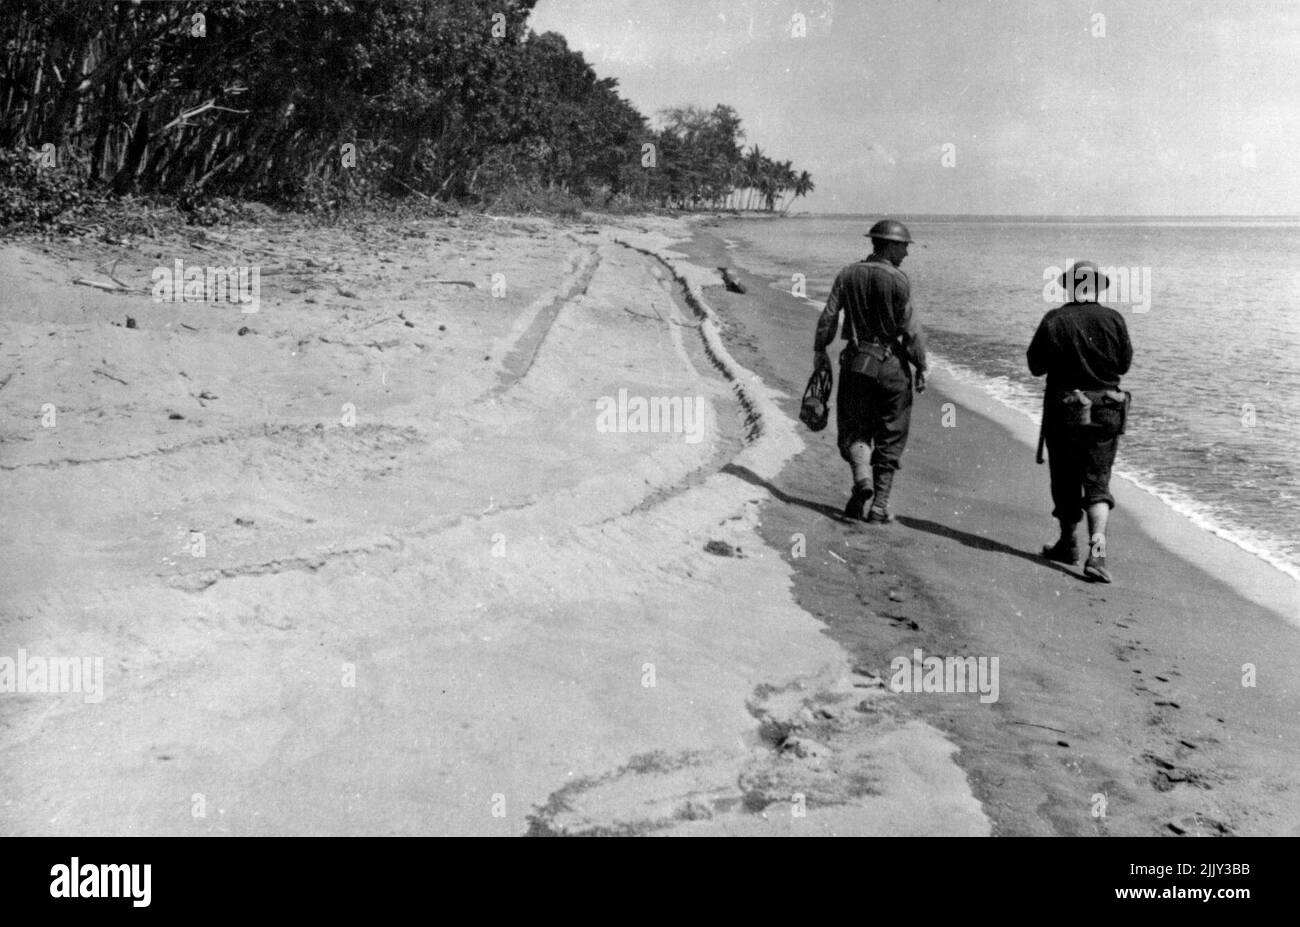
1061, 389, 1093, 427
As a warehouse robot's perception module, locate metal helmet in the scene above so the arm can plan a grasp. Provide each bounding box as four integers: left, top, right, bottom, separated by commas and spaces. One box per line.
866, 219, 913, 243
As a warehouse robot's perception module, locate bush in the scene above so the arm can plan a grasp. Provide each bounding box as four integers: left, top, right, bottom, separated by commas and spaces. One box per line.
0, 146, 106, 231
487, 182, 586, 218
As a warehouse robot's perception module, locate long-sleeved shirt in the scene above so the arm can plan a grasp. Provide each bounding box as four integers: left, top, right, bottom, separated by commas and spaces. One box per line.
1027, 301, 1133, 393
813, 255, 927, 372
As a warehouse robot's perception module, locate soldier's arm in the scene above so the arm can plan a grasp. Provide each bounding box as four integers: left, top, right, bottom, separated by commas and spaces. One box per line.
1115, 312, 1133, 376
1027, 316, 1052, 377
813, 277, 842, 354
895, 278, 927, 373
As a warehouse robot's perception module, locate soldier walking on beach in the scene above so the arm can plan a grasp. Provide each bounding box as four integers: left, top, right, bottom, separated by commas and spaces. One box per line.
1028, 261, 1133, 582
813, 219, 928, 524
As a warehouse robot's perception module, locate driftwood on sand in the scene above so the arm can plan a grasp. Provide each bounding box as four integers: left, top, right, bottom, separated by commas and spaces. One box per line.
718, 266, 746, 293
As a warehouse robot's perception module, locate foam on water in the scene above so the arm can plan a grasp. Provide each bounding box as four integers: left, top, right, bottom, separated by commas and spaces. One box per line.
783, 278, 1300, 587
928, 349, 1300, 584
729, 216, 1300, 588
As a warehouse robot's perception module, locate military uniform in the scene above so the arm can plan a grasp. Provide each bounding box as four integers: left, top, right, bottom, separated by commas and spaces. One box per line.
814, 253, 927, 521
1028, 299, 1132, 524
1028, 263, 1134, 582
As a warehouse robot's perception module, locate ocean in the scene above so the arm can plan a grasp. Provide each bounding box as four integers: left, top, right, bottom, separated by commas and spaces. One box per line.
717, 215, 1300, 582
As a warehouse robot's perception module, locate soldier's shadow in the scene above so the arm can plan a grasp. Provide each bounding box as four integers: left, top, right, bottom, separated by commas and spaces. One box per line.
894, 516, 1078, 578
721, 463, 844, 521
721, 463, 1077, 579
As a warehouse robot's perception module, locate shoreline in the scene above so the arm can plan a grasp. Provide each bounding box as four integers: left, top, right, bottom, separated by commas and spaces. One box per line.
686, 216, 1300, 835
707, 217, 1299, 624
0, 212, 990, 836
4, 206, 1295, 837
924, 363, 1299, 623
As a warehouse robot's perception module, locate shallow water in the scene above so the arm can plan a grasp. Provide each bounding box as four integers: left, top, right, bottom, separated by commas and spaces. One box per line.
721, 215, 1300, 580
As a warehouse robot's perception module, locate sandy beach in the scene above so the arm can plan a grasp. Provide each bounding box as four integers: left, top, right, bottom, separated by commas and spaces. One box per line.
1, 211, 1296, 836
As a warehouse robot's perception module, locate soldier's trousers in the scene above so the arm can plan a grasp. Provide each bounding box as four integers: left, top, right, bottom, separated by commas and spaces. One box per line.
835, 358, 912, 475
1044, 407, 1123, 524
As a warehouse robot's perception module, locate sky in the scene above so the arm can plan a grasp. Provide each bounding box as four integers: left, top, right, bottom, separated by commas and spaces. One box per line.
529, 0, 1300, 216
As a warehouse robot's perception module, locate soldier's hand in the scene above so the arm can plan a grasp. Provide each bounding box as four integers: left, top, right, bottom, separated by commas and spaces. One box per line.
915, 369, 927, 394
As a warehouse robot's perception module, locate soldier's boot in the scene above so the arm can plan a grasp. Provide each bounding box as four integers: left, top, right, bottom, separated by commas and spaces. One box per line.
865, 469, 895, 524
1083, 532, 1112, 583
843, 481, 873, 522
1042, 519, 1080, 564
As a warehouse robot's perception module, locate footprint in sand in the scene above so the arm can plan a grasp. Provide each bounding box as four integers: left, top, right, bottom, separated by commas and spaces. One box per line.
1110, 640, 1152, 663
1166, 815, 1233, 836
1142, 752, 1215, 792
882, 613, 920, 631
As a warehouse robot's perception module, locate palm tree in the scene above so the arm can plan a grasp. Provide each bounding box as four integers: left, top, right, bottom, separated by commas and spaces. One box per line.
742, 145, 764, 210
781, 170, 814, 215
766, 159, 794, 211
724, 161, 744, 209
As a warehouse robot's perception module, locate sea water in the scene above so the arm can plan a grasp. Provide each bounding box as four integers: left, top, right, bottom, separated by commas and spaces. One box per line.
720, 215, 1300, 581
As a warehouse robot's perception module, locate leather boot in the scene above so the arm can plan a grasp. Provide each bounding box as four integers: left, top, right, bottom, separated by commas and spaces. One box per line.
1042, 519, 1080, 564
843, 482, 873, 521
866, 469, 895, 524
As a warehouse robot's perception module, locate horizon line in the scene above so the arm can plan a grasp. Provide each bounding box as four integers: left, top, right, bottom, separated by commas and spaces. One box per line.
789, 212, 1300, 221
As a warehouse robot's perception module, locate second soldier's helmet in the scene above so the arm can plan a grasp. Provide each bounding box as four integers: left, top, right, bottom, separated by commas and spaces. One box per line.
866, 219, 914, 243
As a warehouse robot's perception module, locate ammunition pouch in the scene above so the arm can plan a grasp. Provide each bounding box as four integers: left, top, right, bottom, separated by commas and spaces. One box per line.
1052, 388, 1130, 434
841, 340, 898, 378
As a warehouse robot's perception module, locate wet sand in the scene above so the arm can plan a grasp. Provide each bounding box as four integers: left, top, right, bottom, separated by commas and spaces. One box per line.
0, 213, 985, 836
2, 209, 1295, 837
690, 218, 1300, 836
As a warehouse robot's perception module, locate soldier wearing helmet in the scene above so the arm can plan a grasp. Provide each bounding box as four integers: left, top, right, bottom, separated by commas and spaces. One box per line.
812, 219, 929, 523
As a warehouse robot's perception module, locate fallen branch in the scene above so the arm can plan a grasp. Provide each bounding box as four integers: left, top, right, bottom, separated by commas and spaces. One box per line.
1010, 720, 1069, 735
73, 277, 132, 293
94, 257, 130, 289
355, 314, 399, 331
107, 258, 129, 289
92, 368, 128, 385
718, 266, 747, 293
389, 176, 432, 201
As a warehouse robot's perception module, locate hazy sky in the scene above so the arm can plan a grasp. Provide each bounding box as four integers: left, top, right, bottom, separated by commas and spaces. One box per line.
529, 0, 1300, 215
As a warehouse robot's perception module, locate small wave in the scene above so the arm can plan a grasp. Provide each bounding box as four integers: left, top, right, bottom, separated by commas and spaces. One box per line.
1116, 466, 1300, 583
931, 351, 1300, 583
759, 223, 1300, 590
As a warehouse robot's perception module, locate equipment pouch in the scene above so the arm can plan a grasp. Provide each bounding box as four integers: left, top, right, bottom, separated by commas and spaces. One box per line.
842, 342, 890, 378
1061, 389, 1130, 433
1085, 389, 1130, 435
1058, 389, 1093, 427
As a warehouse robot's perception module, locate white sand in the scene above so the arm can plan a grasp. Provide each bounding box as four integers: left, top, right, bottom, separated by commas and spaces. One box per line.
0, 214, 986, 835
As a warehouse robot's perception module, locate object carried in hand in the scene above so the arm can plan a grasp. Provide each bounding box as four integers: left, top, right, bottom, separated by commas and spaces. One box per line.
800, 354, 834, 432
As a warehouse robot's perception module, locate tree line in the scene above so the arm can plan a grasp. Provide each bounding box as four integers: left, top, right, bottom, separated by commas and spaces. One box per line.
0, 0, 812, 216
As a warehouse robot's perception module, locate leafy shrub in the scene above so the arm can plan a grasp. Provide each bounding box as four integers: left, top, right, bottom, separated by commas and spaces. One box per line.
488, 181, 586, 218
0, 146, 106, 231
